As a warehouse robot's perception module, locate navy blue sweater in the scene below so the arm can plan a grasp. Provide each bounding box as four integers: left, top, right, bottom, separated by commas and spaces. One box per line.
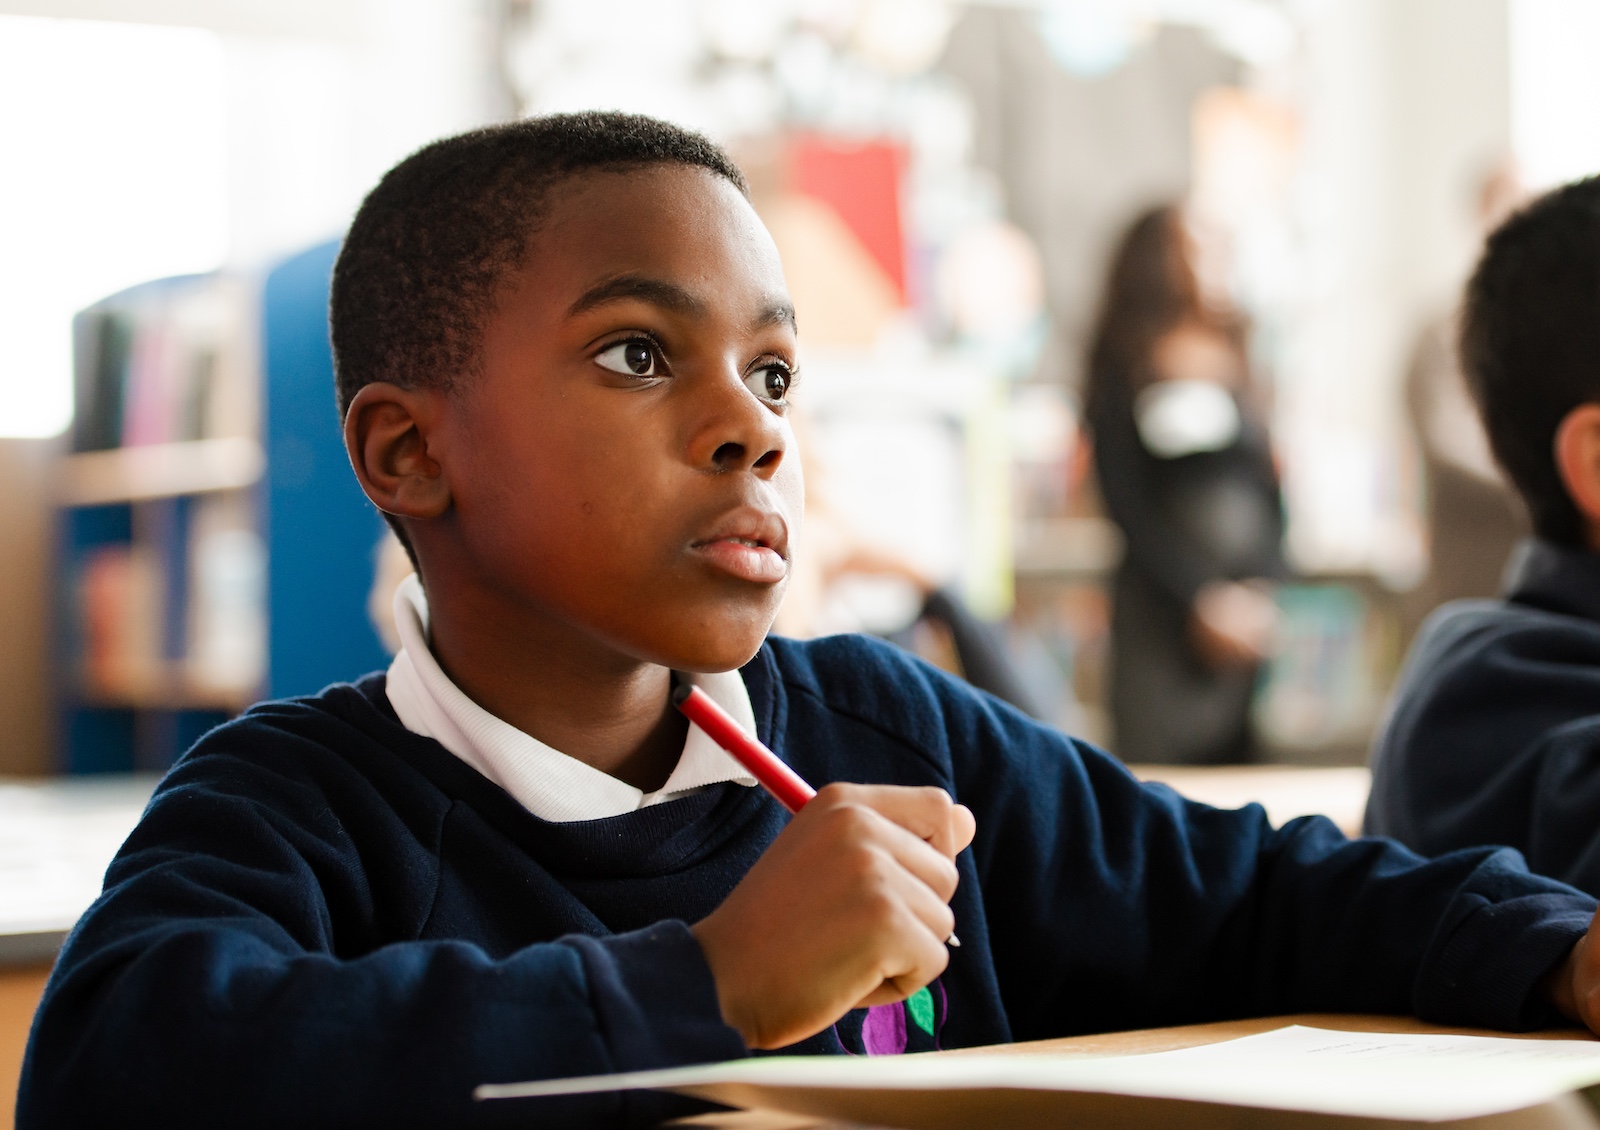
1368, 539, 1600, 893
20, 634, 1597, 1128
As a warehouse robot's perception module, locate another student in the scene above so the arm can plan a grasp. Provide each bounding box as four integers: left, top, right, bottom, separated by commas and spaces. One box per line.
1367, 176, 1600, 893
20, 116, 1600, 1130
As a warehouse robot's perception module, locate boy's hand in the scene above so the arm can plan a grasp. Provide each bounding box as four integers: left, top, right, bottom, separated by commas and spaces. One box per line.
691, 783, 976, 1050
1546, 906, 1600, 1033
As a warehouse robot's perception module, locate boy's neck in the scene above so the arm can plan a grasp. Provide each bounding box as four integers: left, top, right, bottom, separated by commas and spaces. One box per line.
420, 582, 689, 794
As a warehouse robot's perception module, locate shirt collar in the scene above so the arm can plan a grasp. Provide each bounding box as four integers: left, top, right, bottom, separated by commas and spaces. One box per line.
384, 574, 757, 823
1503, 537, 1600, 624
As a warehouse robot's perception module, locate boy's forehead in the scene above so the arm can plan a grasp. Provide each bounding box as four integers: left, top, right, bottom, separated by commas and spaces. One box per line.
524, 166, 787, 314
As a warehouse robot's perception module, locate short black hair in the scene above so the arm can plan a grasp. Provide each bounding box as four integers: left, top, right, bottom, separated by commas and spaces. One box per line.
1461, 175, 1600, 546
330, 111, 748, 419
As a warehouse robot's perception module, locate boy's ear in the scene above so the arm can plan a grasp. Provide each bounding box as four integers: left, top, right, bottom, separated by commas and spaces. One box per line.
343, 382, 452, 521
1554, 403, 1600, 548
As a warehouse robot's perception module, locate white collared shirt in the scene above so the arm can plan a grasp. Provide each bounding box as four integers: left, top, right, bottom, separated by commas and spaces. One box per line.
385, 574, 757, 823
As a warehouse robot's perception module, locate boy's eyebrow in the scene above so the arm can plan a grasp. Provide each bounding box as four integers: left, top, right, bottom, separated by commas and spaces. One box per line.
568, 274, 796, 332
569, 275, 706, 318
752, 301, 798, 333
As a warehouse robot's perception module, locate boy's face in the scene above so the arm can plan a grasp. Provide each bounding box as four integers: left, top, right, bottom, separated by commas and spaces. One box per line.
424, 164, 803, 674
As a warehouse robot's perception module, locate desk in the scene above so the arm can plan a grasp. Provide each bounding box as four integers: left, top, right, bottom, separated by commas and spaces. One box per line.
1, 776, 154, 1130
0, 775, 156, 963
1131, 765, 1372, 837
671, 1015, 1600, 1130
0, 966, 50, 1130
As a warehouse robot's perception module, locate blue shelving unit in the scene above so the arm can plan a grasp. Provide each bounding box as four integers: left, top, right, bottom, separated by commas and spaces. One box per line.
261, 240, 391, 701
57, 241, 391, 773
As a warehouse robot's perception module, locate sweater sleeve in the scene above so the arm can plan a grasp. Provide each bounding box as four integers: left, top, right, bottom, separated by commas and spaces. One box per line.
1368, 606, 1600, 897
940, 677, 1596, 1041
17, 754, 745, 1130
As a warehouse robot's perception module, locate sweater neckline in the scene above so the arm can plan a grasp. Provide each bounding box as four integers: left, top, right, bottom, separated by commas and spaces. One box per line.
337, 643, 789, 879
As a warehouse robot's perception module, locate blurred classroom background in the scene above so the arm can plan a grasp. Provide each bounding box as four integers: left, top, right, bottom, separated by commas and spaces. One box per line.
3, 0, 1600, 1107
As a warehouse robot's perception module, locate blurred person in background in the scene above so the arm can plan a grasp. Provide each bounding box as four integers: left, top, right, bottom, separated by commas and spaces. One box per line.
1085, 205, 1285, 764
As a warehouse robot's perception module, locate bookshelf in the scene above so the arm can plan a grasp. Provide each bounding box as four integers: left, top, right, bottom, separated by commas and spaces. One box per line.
57, 437, 265, 507
56, 242, 391, 774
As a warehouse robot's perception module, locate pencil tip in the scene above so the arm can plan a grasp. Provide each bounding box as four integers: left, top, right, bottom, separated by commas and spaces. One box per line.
947, 933, 961, 948
671, 682, 693, 707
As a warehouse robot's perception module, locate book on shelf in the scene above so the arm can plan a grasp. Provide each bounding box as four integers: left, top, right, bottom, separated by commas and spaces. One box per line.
184, 494, 267, 696
70, 494, 265, 711
71, 309, 132, 453
70, 274, 257, 455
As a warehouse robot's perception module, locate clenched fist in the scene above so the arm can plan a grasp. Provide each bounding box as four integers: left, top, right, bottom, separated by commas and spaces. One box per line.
691, 783, 976, 1049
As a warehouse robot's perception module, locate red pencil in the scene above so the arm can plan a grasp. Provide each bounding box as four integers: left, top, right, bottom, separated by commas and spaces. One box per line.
672, 683, 815, 812
672, 681, 960, 947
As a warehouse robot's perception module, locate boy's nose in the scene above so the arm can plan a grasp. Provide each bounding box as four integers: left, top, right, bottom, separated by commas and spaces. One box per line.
688, 377, 788, 478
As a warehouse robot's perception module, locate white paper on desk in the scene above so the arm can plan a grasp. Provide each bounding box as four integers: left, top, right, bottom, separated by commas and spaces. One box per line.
477, 1025, 1600, 1122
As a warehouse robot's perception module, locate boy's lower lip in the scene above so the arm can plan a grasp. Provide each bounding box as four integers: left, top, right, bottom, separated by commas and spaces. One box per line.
692, 539, 787, 584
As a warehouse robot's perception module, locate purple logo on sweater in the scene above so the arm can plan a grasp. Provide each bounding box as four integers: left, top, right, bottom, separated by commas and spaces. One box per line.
834, 979, 946, 1055
861, 1000, 907, 1055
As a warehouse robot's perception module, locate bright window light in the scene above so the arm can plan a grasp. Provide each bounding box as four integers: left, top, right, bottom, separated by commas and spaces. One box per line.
0, 16, 227, 439
1510, 0, 1600, 190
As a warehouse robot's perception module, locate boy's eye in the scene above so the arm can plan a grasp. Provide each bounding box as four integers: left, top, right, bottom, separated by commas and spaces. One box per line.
595, 340, 656, 377
746, 364, 790, 403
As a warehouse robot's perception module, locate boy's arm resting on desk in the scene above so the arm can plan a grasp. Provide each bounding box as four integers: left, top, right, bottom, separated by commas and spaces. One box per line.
17, 746, 744, 1130
927, 659, 1597, 1038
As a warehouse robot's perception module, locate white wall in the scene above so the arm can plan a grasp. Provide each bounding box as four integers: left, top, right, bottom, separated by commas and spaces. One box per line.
222, 0, 507, 268
1279, 0, 1510, 580
1510, 0, 1600, 189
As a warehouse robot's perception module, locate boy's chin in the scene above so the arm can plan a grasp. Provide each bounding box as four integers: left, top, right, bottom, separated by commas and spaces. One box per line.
658, 622, 778, 675
669, 641, 770, 676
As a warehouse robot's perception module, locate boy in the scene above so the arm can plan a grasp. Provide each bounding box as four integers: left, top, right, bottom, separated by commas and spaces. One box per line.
20, 115, 1600, 1130
1367, 177, 1600, 894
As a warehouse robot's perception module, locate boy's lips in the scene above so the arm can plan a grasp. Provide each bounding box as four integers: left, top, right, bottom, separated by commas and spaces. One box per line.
690, 508, 789, 585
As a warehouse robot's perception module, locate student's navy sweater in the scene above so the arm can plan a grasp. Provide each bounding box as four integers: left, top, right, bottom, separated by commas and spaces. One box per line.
20, 634, 1598, 1129
1368, 539, 1600, 893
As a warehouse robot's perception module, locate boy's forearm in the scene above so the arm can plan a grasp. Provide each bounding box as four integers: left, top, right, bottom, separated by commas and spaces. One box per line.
22, 915, 742, 1129
958, 704, 1599, 1034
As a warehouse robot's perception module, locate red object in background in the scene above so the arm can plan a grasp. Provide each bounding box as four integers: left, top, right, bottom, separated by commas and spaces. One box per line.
788, 134, 908, 303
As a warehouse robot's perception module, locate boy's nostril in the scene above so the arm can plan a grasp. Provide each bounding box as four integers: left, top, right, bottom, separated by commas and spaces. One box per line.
712, 441, 746, 467
752, 449, 780, 471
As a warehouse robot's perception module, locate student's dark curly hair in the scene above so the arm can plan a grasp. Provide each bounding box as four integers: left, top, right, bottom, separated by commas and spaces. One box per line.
1460, 175, 1600, 546
330, 111, 748, 419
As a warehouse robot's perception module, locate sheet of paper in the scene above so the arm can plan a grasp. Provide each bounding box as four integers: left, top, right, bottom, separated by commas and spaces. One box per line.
477, 1025, 1600, 1122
